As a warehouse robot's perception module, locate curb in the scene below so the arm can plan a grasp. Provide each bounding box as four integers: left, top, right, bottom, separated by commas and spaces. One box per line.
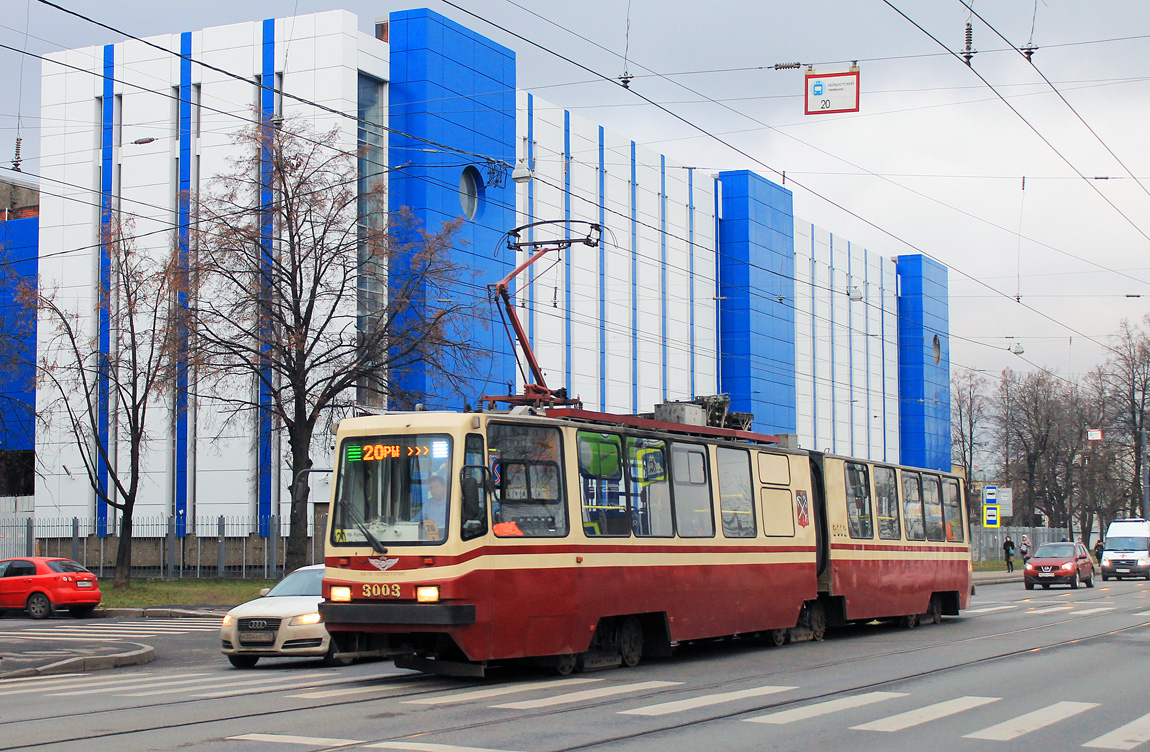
95, 607, 224, 619
0, 642, 155, 680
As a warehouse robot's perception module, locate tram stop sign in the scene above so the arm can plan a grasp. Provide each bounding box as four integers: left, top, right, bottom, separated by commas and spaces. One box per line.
984, 504, 1000, 528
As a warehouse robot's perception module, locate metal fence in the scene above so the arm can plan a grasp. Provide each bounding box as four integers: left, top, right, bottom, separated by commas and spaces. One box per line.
0, 514, 328, 580
969, 525, 1066, 562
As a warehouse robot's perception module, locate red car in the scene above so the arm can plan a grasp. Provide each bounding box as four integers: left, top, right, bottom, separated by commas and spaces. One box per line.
1024, 541, 1096, 590
0, 557, 102, 619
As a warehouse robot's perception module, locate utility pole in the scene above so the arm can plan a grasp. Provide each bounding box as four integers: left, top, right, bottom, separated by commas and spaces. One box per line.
1142, 425, 1149, 519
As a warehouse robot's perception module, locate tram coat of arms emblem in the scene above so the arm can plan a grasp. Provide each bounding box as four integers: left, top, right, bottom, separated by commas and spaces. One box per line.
795, 490, 810, 528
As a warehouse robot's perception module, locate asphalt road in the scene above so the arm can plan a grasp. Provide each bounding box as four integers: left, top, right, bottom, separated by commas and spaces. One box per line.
1, 579, 1149, 752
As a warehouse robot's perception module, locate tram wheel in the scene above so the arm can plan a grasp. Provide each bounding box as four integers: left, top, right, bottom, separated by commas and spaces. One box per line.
927, 595, 943, 625
618, 617, 644, 667
767, 628, 788, 647
807, 602, 827, 642
553, 653, 579, 676
902, 613, 919, 629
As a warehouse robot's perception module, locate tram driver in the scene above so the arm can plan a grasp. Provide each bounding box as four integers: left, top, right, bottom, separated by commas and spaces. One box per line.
419, 475, 449, 540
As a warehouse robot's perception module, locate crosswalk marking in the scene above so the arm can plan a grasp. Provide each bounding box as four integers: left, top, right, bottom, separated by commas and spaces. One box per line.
1070, 607, 1115, 615
0, 672, 84, 686
122, 675, 314, 697
401, 679, 602, 706
0, 674, 142, 696
619, 685, 795, 716
1029, 606, 1073, 614
45, 673, 214, 696
1085, 711, 1150, 750
746, 692, 908, 724
365, 743, 522, 752
965, 605, 1016, 614
492, 681, 682, 710
229, 733, 360, 747
851, 696, 999, 732
195, 675, 394, 699
1134, 611, 1150, 617
964, 701, 1098, 740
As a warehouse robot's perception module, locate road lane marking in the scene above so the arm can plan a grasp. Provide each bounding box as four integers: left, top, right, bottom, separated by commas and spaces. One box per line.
229, 733, 360, 746
44, 673, 215, 696
1134, 611, 1150, 616
492, 681, 682, 709
1070, 608, 1115, 615
1084, 711, 1150, 749
964, 701, 1098, 740
747, 692, 908, 724
402, 679, 603, 705
620, 685, 795, 716
365, 743, 523, 752
852, 696, 1000, 731
964, 606, 1016, 614
1028, 606, 1074, 614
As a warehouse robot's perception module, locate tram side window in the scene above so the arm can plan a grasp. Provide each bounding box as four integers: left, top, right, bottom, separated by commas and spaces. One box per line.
922, 475, 945, 542
487, 423, 569, 537
626, 437, 673, 537
671, 443, 714, 538
874, 466, 901, 540
902, 471, 926, 541
844, 462, 873, 539
717, 447, 756, 538
942, 478, 965, 542
578, 432, 629, 537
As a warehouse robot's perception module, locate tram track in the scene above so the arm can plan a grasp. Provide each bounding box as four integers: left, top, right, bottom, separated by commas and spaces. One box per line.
2, 587, 1147, 751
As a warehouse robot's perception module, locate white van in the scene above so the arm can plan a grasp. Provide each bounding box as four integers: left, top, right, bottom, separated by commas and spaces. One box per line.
1101, 518, 1150, 581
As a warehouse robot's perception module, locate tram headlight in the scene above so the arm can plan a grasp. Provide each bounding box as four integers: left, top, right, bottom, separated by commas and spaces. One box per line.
330, 586, 352, 602
416, 585, 440, 603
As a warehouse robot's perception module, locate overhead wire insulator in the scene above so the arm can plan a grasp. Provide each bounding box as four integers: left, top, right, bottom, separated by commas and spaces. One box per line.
961, 21, 978, 66
773, 62, 801, 70
11, 136, 21, 172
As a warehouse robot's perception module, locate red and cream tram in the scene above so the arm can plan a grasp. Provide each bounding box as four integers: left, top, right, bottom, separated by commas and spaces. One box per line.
319, 407, 972, 675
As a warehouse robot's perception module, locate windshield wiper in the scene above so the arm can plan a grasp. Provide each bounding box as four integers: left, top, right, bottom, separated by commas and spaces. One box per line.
340, 500, 388, 554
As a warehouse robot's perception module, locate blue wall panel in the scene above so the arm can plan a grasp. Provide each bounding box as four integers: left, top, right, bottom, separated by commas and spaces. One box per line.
897, 254, 951, 471
716, 170, 796, 436
0, 216, 37, 453
388, 8, 516, 408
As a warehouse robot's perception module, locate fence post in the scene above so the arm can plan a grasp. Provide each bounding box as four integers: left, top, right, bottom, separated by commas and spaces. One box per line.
71, 517, 80, 562
217, 515, 226, 578
25, 517, 34, 557
166, 516, 176, 578
270, 515, 279, 578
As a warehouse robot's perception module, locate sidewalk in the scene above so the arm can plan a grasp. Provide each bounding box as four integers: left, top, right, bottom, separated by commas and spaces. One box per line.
974, 568, 1024, 586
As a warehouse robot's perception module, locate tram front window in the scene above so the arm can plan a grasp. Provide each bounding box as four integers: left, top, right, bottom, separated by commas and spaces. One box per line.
332, 435, 453, 546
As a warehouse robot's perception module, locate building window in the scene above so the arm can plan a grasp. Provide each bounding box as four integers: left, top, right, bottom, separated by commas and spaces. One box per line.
459, 166, 484, 221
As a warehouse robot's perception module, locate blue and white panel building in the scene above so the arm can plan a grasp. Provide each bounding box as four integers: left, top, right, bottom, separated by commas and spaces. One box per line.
27, 6, 953, 528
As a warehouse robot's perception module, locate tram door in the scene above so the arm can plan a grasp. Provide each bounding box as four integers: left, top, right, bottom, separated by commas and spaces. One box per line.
807, 455, 830, 579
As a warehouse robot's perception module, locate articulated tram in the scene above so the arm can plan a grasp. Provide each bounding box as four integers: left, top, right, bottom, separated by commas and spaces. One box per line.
318, 407, 972, 675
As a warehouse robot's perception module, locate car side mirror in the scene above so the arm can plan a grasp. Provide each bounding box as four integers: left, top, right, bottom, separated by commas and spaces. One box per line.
1078, 554, 1087, 560
259, 587, 271, 596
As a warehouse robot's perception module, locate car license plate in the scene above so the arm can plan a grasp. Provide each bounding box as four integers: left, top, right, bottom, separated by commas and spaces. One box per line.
1038, 573, 1054, 577
239, 631, 275, 643
1117, 568, 1130, 573
77, 580, 93, 588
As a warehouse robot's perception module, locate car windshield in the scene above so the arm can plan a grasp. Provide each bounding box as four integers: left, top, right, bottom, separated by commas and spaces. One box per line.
1105, 536, 1149, 552
265, 568, 323, 597
1033, 543, 1075, 559
46, 560, 90, 574
332, 434, 453, 547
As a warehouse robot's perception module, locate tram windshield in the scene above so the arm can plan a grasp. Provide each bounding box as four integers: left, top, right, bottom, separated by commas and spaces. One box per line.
332, 434, 453, 547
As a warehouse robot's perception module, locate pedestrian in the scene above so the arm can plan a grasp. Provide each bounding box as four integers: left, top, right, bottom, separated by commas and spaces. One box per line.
1094, 538, 1105, 562
1003, 535, 1016, 572
1020, 534, 1031, 564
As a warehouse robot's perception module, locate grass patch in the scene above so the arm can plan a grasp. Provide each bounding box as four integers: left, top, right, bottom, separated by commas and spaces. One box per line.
97, 579, 277, 609
974, 559, 1021, 572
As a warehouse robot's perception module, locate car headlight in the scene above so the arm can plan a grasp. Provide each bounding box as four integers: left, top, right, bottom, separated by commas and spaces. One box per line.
330, 586, 351, 602
221, 614, 233, 627
289, 612, 323, 626
416, 585, 440, 603
1062, 562, 1075, 571
1139, 558, 1150, 567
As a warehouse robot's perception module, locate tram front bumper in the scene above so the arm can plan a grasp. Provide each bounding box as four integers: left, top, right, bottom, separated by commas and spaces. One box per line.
319, 602, 476, 626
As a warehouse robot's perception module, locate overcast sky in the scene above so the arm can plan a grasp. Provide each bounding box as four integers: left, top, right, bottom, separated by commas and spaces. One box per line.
3, 0, 1149, 382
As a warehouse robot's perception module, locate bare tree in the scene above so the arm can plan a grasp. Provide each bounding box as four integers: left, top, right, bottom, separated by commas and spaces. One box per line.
194, 116, 482, 571
951, 370, 989, 523
32, 220, 188, 589
1102, 317, 1150, 517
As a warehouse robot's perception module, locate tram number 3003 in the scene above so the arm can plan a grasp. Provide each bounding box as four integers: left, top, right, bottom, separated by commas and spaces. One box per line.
362, 583, 402, 598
